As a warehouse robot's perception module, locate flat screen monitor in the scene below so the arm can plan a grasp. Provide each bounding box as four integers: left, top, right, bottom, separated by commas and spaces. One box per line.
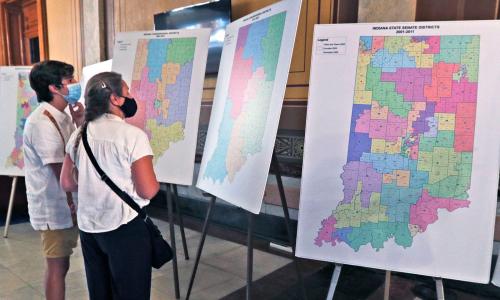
154, 0, 231, 74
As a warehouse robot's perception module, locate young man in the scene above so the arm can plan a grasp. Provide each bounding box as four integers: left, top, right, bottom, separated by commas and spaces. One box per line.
23, 60, 84, 300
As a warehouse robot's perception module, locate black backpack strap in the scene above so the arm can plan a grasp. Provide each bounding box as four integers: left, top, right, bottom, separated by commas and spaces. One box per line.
81, 125, 147, 220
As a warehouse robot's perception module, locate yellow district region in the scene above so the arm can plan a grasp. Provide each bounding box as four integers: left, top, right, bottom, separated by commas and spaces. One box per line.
354, 90, 372, 105
146, 119, 184, 162
371, 101, 388, 120
132, 40, 148, 81
412, 102, 426, 111
395, 170, 410, 187
384, 36, 411, 54
436, 113, 456, 130
385, 138, 402, 154
404, 41, 424, 53
404, 40, 434, 68
335, 181, 388, 228
165, 63, 181, 85
371, 139, 386, 154
382, 170, 410, 187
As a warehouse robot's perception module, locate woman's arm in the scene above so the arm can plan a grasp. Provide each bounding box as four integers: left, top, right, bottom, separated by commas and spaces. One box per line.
60, 154, 78, 192
131, 155, 159, 199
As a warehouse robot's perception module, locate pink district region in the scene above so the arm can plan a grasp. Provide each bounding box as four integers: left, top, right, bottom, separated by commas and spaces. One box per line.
129, 67, 158, 135
410, 189, 470, 232
315, 216, 338, 246
228, 47, 253, 119
381, 68, 432, 102
341, 161, 382, 207
355, 108, 407, 142
423, 36, 440, 54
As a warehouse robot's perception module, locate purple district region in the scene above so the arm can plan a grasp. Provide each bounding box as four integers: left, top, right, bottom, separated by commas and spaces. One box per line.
347, 132, 371, 162
412, 102, 435, 135
157, 61, 193, 127
381, 68, 432, 102
314, 216, 353, 246
340, 161, 382, 207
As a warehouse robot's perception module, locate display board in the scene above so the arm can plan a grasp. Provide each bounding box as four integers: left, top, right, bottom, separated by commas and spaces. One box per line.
0, 66, 37, 177
196, 0, 302, 213
79, 59, 112, 103
296, 21, 500, 283
112, 29, 210, 185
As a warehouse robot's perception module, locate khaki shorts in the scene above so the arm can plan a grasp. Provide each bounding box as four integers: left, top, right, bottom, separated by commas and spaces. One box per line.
40, 226, 79, 258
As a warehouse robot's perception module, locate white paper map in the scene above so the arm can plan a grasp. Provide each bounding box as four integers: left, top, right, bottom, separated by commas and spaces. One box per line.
0, 66, 36, 177
296, 21, 500, 283
112, 29, 210, 185
196, 0, 302, 213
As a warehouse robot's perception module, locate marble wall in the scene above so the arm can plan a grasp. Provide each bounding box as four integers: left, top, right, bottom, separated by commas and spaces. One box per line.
358, 0, 417, 22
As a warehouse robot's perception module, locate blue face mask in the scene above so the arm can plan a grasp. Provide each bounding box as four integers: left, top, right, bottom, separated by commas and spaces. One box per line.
61, 83, 82, 105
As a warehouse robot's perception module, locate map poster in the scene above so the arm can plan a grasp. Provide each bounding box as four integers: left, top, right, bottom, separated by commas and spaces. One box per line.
79, 59, 112, 103
296, 21, 500, 283
0, 66, 37, 177
112, 29, 210, 185
196, 0, 302, 214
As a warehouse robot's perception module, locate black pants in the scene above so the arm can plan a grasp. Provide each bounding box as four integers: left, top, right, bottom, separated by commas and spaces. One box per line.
80, 217, 152, 300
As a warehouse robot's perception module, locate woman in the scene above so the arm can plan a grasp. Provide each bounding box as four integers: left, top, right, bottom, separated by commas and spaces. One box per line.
60, 71, 159, 300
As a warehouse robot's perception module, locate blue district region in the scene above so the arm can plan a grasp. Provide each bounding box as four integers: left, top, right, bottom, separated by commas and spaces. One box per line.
147, 39, 171, 82
242, 17, 270, 72
371, 48, 416, 72
347, 132, 371, 162
158, 61, 193, 126
204, 100, 234, 182
360, 36, 372, 51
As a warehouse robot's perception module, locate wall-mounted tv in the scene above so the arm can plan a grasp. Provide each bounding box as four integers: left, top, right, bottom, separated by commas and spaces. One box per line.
154, 0, 231, 74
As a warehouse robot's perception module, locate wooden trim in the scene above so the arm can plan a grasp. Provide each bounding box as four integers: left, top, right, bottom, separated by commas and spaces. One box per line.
496, 0, 500, 19
456, 0, 466, 20
36, 0, 48, 60
0, 2, 7, 65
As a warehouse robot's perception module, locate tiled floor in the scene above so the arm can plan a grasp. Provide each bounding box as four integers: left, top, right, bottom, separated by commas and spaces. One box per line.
0, 219, 291, 300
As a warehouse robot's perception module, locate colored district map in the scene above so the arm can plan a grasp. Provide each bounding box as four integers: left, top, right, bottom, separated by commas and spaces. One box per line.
316, 36, 479, 251
128, 38, 196, 161
204, 12, 286, 183
6, 72, 37, 169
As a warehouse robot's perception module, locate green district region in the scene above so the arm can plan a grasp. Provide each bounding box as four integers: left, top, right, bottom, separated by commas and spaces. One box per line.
167, 38, 196, 65
417, 142, 472, 199
365, 64, 412, 118
261, 12, 286, 81
335, 183, 388, 229
146, 119, 184, 161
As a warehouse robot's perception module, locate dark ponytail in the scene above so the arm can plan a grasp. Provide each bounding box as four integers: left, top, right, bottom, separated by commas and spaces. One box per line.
73, 72, 123, 156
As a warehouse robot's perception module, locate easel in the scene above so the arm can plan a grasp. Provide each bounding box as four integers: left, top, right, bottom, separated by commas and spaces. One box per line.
185, 151, 308, 300
163, 183, 190, 299
3, 176, 18, 238
326, 266, 446, 300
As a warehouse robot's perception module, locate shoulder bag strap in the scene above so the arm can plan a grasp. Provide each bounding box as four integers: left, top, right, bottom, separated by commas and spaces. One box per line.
81, 125, 147, 219
43, 110, 75, 209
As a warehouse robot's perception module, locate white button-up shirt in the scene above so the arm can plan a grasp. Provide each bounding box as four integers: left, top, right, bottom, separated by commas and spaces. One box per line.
23, 102, 77, 230
66, 114, 153, 233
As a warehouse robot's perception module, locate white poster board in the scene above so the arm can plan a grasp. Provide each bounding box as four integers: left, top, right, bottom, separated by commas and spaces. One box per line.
196, 0, 302, 214
79, 59, 112, 103
0, 66, 36, 177
296, 21, 500, 283
112, 29, 210, 185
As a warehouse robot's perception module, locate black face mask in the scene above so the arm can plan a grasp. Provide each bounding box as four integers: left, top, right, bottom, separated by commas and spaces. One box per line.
120, 97, 137, 118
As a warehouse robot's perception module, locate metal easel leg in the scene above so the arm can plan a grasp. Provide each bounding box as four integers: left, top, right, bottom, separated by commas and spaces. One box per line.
3, 176, 18, 238
186, 195, 216, 300
166, 186, 180, 299
272, 152, 308, 299
171, 184, 189, 260
246, 211, 254, 300
326, 264, 342, 300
